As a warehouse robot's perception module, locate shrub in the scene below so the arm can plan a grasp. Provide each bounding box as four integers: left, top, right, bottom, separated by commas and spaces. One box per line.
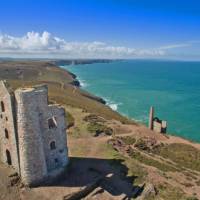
65, 111, 75, 128
120, 136, 136, 145
87, 122, 113, 136
83, 114, 106, 123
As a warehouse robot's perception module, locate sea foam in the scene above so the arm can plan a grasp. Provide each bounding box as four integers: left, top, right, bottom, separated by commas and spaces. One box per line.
79, 78, 89, 88
106, 98, 122, 111
109, 103, 118, 111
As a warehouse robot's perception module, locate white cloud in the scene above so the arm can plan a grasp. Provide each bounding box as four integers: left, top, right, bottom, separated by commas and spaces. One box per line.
159, 40, 200, 50
159, 43, 192, 50
0, 31, 165, 58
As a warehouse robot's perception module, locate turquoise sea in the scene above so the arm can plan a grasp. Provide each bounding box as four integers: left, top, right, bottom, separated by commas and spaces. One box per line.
62, 60, 200, 142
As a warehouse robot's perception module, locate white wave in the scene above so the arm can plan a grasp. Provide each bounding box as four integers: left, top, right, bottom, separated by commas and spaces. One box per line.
78, 78, 89, 88
106, 99, 122, 111
109, 103, 118, 111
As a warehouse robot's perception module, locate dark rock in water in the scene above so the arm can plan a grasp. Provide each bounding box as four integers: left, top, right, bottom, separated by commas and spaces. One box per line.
96, 97, 106, 104
94, 97, 106, 104
82, 93, 106, 104
68, 71, 77, 79
70, 80, 80, 87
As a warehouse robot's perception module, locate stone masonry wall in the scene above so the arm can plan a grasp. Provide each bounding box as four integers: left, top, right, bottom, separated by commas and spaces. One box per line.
33, 85, 68, 175
0, 81, 69, 186
41, 105, 68, 173
15, 86, 48, 186
15, 85, 68, 185
0, 81, 19, 173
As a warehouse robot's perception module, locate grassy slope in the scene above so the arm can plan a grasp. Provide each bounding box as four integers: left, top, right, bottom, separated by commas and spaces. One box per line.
1, 61, 200, 200
0, 61, 132, 124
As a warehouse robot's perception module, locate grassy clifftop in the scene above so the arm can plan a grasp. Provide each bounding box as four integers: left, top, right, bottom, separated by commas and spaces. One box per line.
1, 60, 200, 200
0, 60, 132, 124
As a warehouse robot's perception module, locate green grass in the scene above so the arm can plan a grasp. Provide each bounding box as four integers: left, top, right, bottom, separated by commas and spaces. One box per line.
83, 114, 106, 123
1, 61, 199, 200
186, 197, 199, 200
0, 61, 133, 124
128, 148, 178, 172
125, 159, 147, 185
156, 183, 187, 200
65, 111, 75, 128
152, 143, 200, 172
120, 136, 136, 145
100, 143, 124, 161
145, 183, 198, 200
102, 144, 147, 185
87, 122, 113, 136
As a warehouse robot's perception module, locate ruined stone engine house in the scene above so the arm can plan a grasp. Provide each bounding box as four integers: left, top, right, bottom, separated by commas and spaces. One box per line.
0, 81, 69, 186
149, 106, 167, 134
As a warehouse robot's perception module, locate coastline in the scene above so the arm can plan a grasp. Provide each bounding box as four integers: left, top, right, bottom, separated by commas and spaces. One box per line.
1, 58, 199, 145
60, 65, 107, 105
1, 60, 200, 199
60, 66, 123, 110
59, 64, 200, 146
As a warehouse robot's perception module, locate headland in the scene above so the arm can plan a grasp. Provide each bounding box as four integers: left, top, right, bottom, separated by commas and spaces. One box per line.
0, 60, 200, 200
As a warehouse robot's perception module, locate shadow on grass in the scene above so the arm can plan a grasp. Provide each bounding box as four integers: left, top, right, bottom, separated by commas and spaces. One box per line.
45, 157, 143, 199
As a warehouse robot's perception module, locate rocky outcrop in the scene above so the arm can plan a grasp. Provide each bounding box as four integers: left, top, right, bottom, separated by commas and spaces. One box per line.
81, 92, 106, 104
70, 80, 80, 87
136, 183, 156, 200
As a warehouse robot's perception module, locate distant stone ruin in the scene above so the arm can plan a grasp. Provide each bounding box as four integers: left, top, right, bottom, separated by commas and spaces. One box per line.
0, 80, 69, 186
149, 106, 167, 134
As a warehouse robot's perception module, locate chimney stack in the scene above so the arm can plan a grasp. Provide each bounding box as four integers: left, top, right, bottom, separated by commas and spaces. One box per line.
149, 106, 154, 130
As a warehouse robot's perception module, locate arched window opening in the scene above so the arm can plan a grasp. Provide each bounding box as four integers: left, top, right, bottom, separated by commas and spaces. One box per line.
1, 101, 5, 112
48, 117, 57, 129
50, 141, 56, 150
5, 128, 9, 139
6, 150, 12, 165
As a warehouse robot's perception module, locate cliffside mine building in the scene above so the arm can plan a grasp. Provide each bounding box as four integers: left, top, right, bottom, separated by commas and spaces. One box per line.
149, 106, 167, 134
0, 80, 69, 186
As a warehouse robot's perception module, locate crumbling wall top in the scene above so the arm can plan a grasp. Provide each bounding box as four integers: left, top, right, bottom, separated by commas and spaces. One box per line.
0, 80, 13, 96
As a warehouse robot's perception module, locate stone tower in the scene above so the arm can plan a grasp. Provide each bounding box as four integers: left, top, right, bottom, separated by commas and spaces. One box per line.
0, 81, 69, 186
148, 106, 167, 134
0, 81, 19, 172
148, 106, 154, 130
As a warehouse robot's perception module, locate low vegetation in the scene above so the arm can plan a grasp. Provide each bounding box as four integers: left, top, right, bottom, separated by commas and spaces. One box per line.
128, 148, 178, 172
1, 60, 200, 199
155, 183, 188, 200
125, 159, 147, 185
87, 122, 113, 136
152, 143, 200, 172
120, 136, 136, 145
0, 61, 133, 124
83, 114, 106, 123
65, 111, 75, 128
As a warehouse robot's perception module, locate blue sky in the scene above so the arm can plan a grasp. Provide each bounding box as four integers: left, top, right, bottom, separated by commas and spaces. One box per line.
0, 0, 200, 59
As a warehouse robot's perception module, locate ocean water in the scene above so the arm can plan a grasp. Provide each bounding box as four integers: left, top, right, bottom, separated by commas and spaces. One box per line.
62, 60, 200, 142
